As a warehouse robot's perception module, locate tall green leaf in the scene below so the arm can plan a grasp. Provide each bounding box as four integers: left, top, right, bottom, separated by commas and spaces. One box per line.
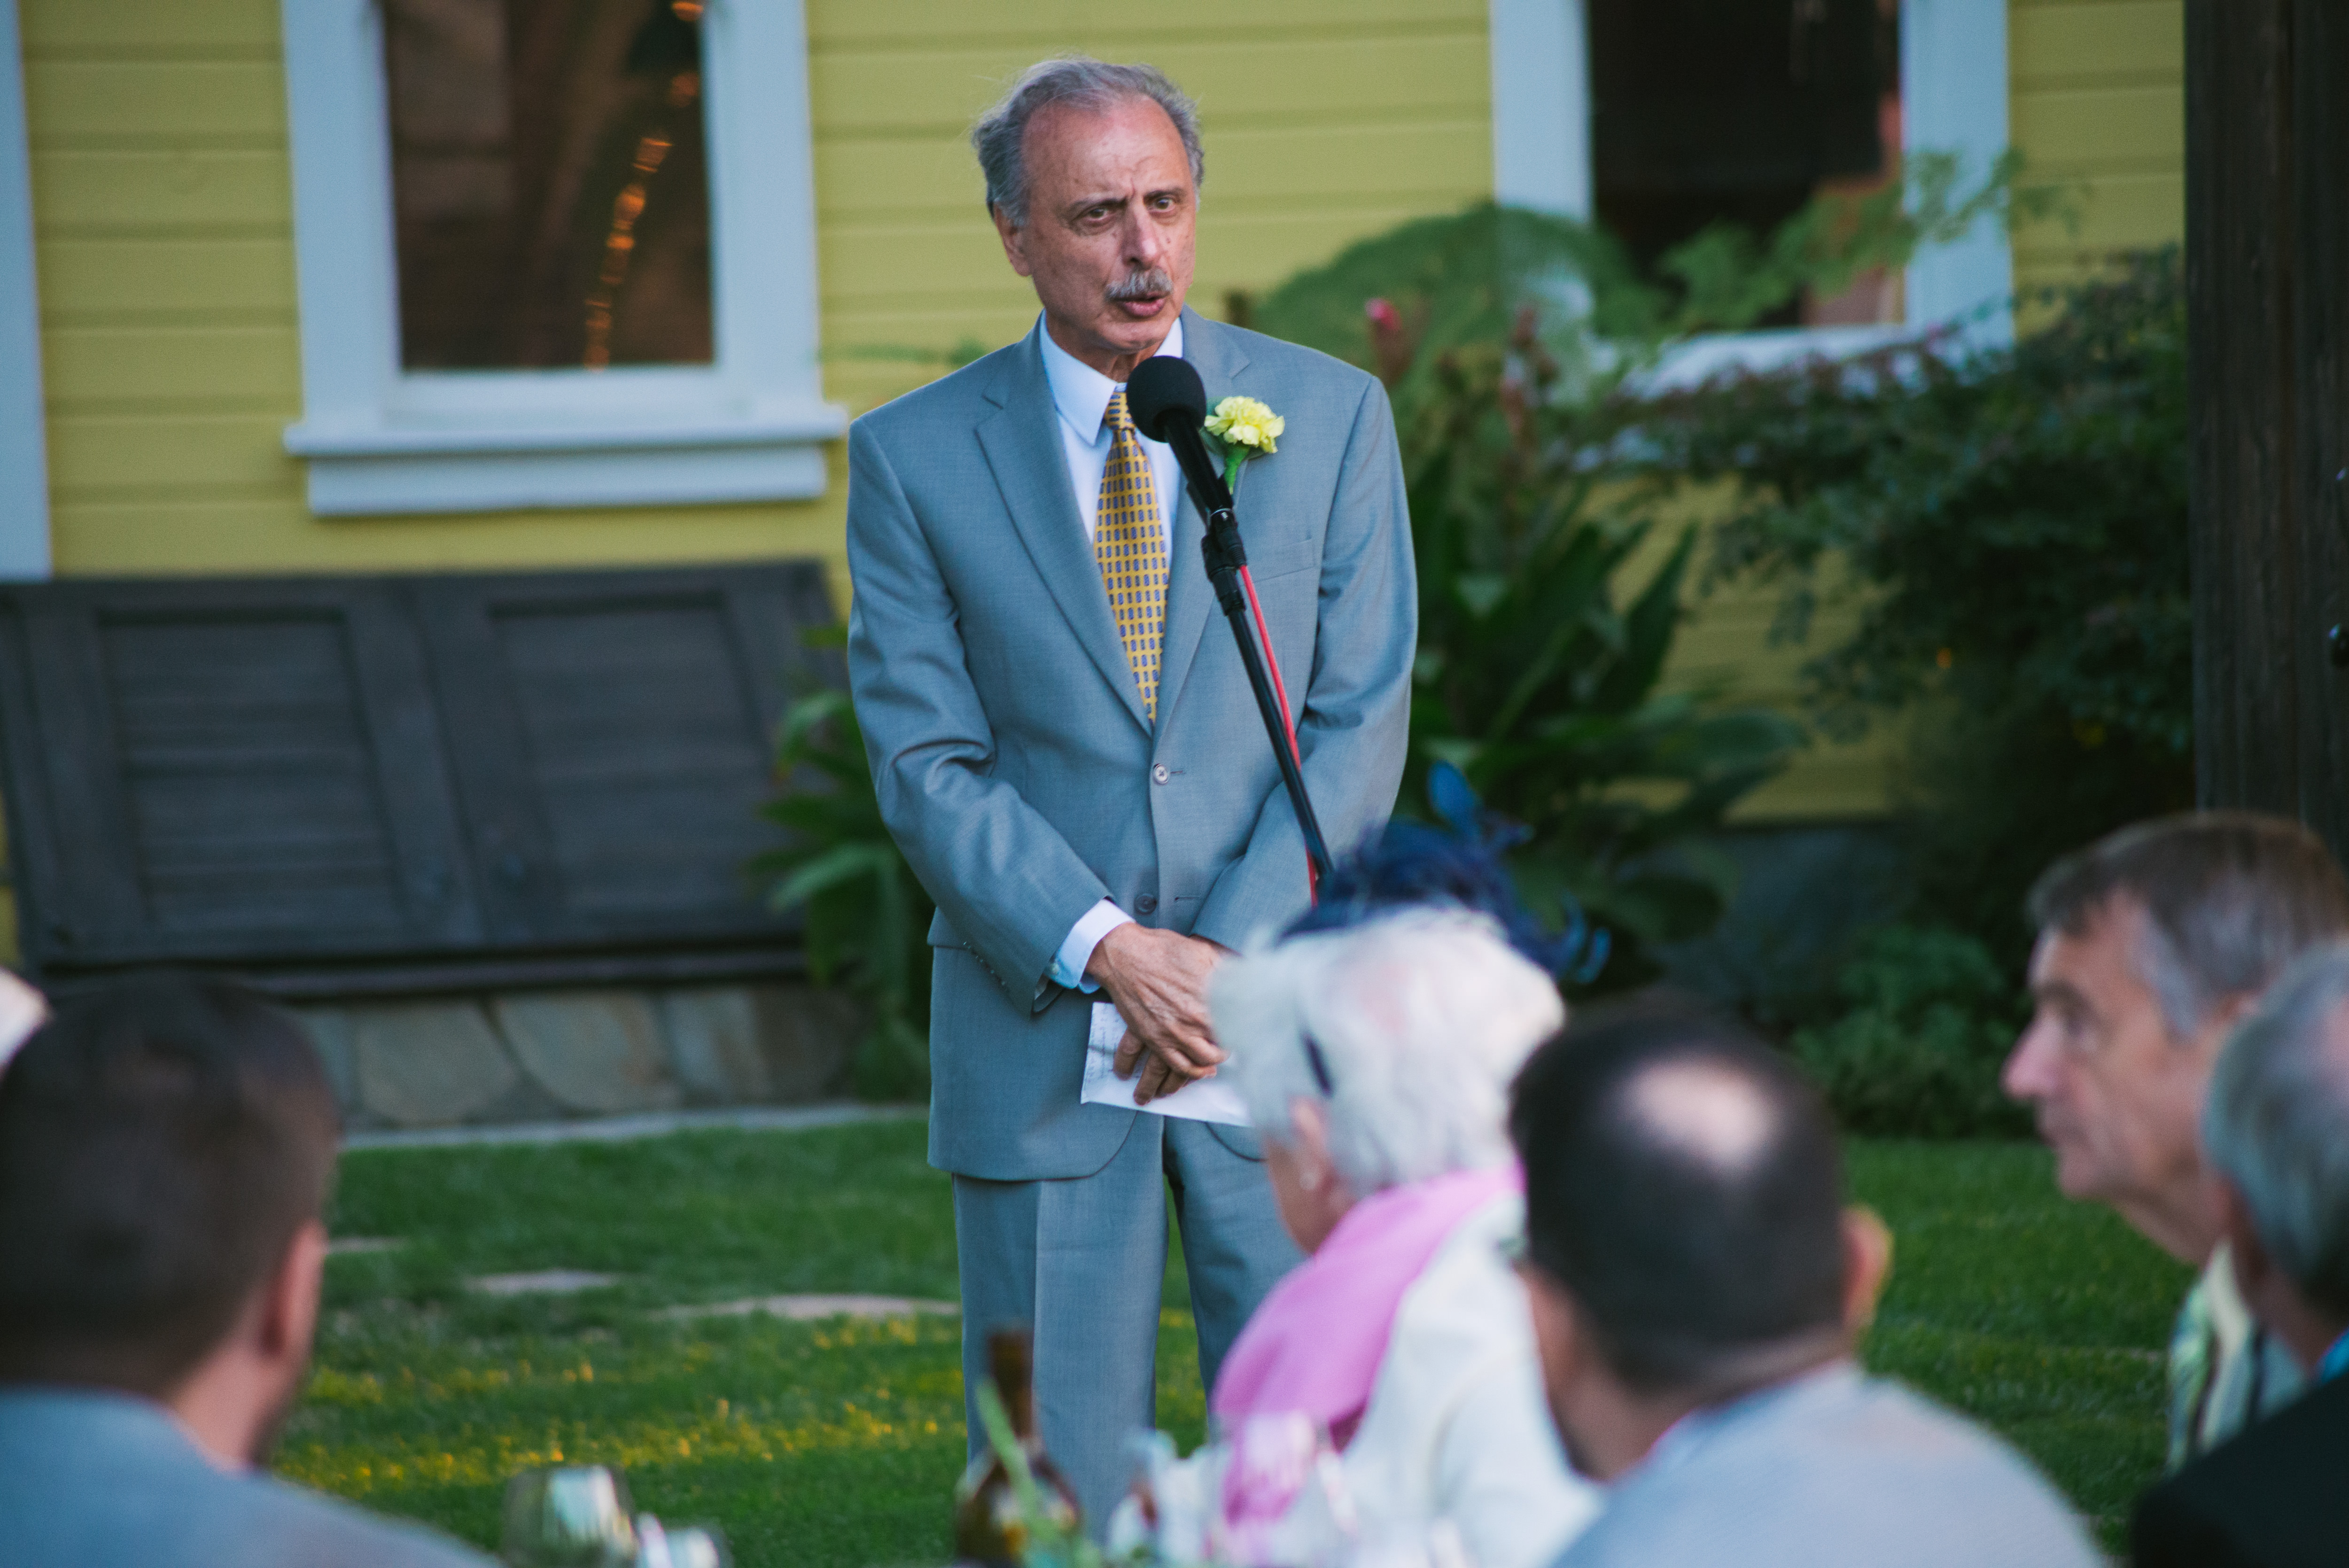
751, 675, 934, 1101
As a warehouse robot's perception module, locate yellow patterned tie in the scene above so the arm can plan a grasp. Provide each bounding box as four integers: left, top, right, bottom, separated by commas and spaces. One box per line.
1096, 388, 1168, 721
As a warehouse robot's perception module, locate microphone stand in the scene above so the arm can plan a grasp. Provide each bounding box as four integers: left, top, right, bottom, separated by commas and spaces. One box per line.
1178, 469, 1337, 888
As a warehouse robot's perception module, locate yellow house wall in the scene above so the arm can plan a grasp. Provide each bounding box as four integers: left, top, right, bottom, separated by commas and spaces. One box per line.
16, 0, 1491, 595
12, 0, 2184, 826
2011, 0, 2183, 299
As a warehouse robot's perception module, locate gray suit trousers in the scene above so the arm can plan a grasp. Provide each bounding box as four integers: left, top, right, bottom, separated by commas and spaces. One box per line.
954, 1114, 1300, 1531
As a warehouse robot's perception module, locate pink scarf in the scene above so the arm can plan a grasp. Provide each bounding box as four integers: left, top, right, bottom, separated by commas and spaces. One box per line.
1210, 1164, 1522, 1443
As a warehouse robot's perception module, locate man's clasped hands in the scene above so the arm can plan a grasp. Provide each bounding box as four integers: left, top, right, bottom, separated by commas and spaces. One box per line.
1089, 923, 1230, 1104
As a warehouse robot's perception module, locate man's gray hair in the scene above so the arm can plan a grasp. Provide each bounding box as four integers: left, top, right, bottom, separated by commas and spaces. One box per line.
970, 56, 1204, 226
2204, 939, 2349, 1318
2028, 812, 2349, 1041
1209, 908, 1564, 1194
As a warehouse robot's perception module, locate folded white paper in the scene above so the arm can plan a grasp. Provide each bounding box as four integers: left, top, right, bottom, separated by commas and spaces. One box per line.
1081, 1001, 1251, 1126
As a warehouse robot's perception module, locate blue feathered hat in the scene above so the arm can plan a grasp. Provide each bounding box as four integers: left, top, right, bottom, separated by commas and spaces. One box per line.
1283, 761, 1609, 984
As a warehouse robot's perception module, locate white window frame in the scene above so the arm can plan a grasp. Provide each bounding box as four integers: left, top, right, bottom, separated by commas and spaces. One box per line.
279, 0, 843, 516
0, 0, 50, 576
1488, 0, 2013, 387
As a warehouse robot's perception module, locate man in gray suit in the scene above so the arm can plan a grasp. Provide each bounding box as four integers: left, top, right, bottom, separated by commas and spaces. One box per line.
0, 976, 490, 1568
845, 57, 1414, 1522
1509, 1002, 2100, 1568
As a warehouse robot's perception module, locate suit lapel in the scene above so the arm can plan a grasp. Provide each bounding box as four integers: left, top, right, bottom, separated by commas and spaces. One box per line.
1157, 308, 1252, 723
975, 324, 1151, 733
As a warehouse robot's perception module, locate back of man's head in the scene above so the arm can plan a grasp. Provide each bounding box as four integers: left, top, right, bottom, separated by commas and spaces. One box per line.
1511, 1000, 1848, 1395
2205, 941, 2349, 1326
0, 975, 338, 1397
2029, 812, 2349, 1040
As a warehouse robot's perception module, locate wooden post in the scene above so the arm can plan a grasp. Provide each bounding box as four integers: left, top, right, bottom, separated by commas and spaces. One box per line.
2187, 1, 2349, 854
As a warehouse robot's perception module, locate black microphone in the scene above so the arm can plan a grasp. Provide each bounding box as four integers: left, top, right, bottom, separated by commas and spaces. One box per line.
1127, 357, 1235, 519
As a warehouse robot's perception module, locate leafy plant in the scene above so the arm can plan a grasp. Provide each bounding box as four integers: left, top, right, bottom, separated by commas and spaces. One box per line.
753, 668, 933, 1102
1239, 160, 2044, 986
1637, 247, 2192, 962
1792, 924, 2030, 1138
1650, 148, 2049, 341
1392, 311, 1803, 986
1249, 151, 2048, 408
1247, 204, 1652, 403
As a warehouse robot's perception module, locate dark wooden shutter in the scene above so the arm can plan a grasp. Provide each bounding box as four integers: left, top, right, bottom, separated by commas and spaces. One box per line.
0, 563, 839, 994
0, 578, 481, 972
413, 565, 830, 950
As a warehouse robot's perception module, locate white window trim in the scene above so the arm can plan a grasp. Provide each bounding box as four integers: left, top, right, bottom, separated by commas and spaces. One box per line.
279, 0, 844, 516
0, 0, 50, 576
1488, 0, 2013, 387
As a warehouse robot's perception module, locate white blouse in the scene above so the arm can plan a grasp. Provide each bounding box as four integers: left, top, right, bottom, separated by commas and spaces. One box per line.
1339, 1190, 1603, 1568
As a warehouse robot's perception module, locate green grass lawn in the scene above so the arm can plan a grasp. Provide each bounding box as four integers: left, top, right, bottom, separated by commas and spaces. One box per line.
284, 1122, 2186, 1564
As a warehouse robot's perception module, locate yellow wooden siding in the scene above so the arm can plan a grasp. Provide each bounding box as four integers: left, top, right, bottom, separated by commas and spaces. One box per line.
1673, 605, 1899, 821
16, 0, 1493, 590
1624, 486, 1898, 823
809, 8, 1493, 415
2009, 0, 2184, 298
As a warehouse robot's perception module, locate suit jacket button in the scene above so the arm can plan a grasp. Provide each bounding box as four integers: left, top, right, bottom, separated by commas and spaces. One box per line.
1136, 893, 1159, 915
1151, 763, 1170, 784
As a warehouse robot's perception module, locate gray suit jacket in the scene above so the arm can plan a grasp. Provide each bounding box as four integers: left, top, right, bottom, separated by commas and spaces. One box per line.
846, 309, 1415, 1181
1554, 1365, 2099, 1568
0, 1387, 493, 1568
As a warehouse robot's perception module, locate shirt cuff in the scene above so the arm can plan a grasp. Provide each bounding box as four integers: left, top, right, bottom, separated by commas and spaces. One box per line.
1050, 899, 1135, 993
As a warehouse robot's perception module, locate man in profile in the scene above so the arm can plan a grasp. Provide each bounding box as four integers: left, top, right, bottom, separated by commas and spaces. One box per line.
2004, 814, 2349, 1465
0, 975, 490, 1568
845, 56, 1414, 1522
1510, 1002, 2097, 1568
2132, 940, 2349, 1565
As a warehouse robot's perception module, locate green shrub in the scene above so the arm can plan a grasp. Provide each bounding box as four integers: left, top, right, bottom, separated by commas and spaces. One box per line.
1794, 924, 2030, 1138
1395, 314, 1803, 986
1242, 166, 2033, 988
1642, 248, 2192, 966
753, 673, 933, 1102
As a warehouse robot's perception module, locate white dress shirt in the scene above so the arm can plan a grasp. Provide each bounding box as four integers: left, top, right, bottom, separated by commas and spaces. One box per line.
1037, 314, 1186, 992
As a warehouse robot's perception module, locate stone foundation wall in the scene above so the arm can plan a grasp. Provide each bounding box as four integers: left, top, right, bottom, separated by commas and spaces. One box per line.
292, 982, 864, 1131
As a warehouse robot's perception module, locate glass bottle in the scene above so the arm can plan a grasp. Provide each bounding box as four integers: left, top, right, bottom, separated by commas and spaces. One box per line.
952, 1327, 1082, 1566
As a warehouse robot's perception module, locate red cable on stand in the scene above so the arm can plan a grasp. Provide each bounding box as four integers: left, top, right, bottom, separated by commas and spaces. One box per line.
1239, 564, 1317, 904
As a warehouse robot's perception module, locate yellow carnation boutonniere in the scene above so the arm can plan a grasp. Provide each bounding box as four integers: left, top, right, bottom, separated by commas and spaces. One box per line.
1203, 395, 1284, 493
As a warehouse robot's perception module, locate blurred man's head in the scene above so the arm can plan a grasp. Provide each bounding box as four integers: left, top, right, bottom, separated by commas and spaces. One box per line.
1509, 1001, 1888, 1480
2005, 814, 2349, 1262
2202, 940, 2349, 1372
0, 976, 339, 1467
972, 57, 1202, 379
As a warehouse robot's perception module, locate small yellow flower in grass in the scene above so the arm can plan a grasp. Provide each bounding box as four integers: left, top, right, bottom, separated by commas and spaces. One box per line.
1206, 395, 1283, 454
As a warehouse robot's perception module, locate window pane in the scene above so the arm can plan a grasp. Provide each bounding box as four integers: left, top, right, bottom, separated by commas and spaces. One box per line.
383, 0, 715, 371
1589, 0, 1900, 327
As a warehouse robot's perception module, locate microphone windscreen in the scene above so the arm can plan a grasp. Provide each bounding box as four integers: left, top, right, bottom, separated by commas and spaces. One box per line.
1127, 356, 1207, 444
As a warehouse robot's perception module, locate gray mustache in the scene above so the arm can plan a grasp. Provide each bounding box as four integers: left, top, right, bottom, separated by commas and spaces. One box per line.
1106, 268, 1174, 302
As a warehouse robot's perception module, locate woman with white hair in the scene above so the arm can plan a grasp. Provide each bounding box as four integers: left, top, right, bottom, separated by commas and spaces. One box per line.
1200, 905, 1601, 1568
